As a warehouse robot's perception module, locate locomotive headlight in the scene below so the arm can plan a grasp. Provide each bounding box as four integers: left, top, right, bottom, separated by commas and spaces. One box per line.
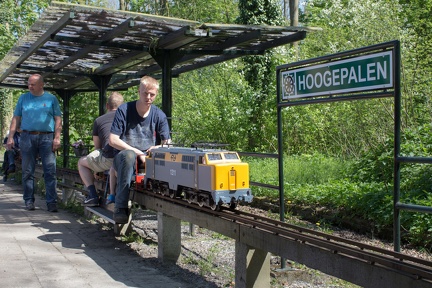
220, 183, 223, 188
242, 181, 245, 187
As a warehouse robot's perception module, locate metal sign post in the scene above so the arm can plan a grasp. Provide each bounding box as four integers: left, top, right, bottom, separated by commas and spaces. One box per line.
276, 40, 405, 251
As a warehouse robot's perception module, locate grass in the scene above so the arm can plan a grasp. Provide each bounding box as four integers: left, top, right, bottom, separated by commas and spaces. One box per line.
60, 198, 85, 215
121, 231, 145, 244
248, 153, 350, 185
246, 153, 352, 198
182, 244, 221, 277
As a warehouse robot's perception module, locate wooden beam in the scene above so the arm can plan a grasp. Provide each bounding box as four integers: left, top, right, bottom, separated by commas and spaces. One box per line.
93, 51, 152, 75
51, 34, 150, 51
157, 26, 205, 49
253, 30, 307, 50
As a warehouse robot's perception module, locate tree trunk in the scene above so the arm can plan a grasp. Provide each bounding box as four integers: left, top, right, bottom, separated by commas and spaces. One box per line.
119, 0, 126, 11
289, 0, 299, 57
289, 0, 298, 26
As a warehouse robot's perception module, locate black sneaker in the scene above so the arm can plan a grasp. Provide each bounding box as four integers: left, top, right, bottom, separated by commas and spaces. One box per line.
113, 208, 129, 224
83, 196, 99, 207
25, 202, 35, 211
47, 203, 58, 212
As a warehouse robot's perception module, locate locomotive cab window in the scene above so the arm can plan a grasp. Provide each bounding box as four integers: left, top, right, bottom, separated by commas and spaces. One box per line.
224, 153, 239, 160
207, 153, 223, 161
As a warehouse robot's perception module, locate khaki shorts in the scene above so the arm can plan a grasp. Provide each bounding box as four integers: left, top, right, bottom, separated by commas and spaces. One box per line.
86, 149, 113, 172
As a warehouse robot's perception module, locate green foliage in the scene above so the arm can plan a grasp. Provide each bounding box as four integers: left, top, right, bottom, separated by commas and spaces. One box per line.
234, 0, 284, 151
397, 1, 432, 128
399, 0, 432, 69
0, 2, 15, 57
68, 93, 99, 144
172, 63, 253, 150
403, 210, 432, 249
128, 0, 239, 22
280, 98, 395, 157
350, 124, 432, 185
60, 0, 113, 8
0, 89, 13, 138
348, 137, 394, 184
237, 0, 283, 25
0, 0, 49, 56
302, 0, 401, 56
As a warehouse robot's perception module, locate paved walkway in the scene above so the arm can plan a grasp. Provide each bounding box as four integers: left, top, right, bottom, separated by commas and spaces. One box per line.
0, 180, 195, 288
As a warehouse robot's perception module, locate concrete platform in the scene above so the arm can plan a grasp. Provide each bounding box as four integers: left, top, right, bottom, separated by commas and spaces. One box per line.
0, 181, 198, 288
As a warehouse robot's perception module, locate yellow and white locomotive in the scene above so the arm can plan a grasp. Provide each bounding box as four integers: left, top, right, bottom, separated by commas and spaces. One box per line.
138, 146, 252, 210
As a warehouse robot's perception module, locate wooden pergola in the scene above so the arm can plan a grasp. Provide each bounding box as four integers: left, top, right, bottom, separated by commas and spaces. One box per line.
0, 1, 316, 166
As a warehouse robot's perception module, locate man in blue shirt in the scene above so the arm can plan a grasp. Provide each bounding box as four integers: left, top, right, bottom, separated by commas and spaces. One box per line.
8, 74, 62, 212
108, 76, 170, 223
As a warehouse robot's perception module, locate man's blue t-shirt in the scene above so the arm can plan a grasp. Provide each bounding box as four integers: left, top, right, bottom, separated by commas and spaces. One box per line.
110, 101, 170, 155
14, 92, 62, 132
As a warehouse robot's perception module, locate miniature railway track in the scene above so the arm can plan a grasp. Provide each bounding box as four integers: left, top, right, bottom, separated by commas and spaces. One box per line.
134, 187, 432, 282
55, 167, 432, 284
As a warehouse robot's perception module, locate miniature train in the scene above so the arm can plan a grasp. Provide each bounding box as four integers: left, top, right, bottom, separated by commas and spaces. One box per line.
135, 146, 253, 210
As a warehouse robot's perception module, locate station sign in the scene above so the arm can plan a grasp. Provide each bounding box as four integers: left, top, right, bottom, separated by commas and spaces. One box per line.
280, 50, 393, 100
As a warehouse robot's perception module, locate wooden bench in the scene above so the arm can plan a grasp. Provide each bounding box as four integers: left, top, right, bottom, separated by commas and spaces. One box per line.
82, 171, 134, 235
84, 205, 132, 235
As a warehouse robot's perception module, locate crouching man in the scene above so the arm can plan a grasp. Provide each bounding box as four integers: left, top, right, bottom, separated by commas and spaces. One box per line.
108, 76, 170, 223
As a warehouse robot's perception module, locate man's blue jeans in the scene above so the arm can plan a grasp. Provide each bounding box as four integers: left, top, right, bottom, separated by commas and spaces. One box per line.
20, 132, 57, 204
113, 150, 136, 209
